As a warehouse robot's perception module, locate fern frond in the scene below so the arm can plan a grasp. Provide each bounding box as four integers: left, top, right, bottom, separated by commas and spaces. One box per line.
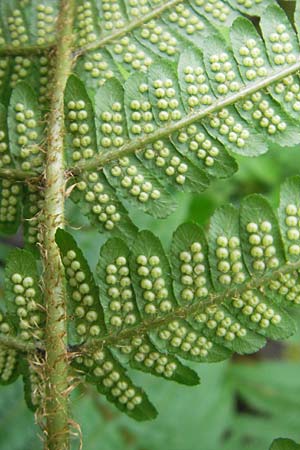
44, 176, 300, 418
0, 344, 19, 385
0, 248, 45, 408
0, 104, 23, 233
0, 2, 299, 236
66, 38, 299, 236
65, 3, 300, 234
0, 0, 300, 430
1, 128, 300, 417
74, 0, 278, 83
21, 357, 43, 411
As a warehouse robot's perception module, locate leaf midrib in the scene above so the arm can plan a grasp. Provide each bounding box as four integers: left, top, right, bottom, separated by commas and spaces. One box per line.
2, 257, 299, 354
3, 59, 300, 182
0, 0, 182, 57
73, 58, 300, 174
75, 0, 184, 56
81, 258, 300, 353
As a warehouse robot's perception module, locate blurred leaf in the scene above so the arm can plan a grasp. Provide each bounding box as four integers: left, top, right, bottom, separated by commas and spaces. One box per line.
229, 362, 300, 426
0, 380, 42, 450
270, 439, 300, 450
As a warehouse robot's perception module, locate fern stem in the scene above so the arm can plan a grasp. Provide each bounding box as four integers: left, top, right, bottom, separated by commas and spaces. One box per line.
72, 58, 300, 173
81, 259, 300, 352
74, 0, 184, 56
0, 44, 53, 56
42, 1, 75, 449
0, 334, 36, 352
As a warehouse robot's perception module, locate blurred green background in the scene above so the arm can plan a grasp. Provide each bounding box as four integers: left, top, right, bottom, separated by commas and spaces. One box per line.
1, 143, 300, 449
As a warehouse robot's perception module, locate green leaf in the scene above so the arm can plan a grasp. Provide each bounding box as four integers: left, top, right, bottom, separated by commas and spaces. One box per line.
97, 237, 200, 386
85, 176, 300, 373
4, 248, 44, 342
74, 345, 158, 420
108, 34, 155, 76
0, 2, 40, 97
0, 103, 22, 235
21, 358, 42, 412
29, 0, 58, 47
56, 229, 158, 420
8, 82, 44, 172
240, 195, 285, 276
0, 179, 22, 235
129, 230, 176, 320
189, 0, 238, 27
56, 228, 105, 345
74, 0, 101, 49
231, 16, 300, 122
261, 4, 299, 69
132, 16, 184, 62
142, 2, 217, 53
97, 237, 143, 334
208, 205, 247, 290
148, 60, 184, 126
95, 78, 177, 218
0, 344, 20, 385
0, 104, 14, 168
70, 170, 138, 242
0, 296, 21, 397
125, 72, 211, 193
64, 74, 99, 167
205, 34, 300, 150
129, 229, 230, 362
0, 52, 10, 101
175, 49, 238, 178
171, 222, 212, 306
22, 184, 43, 254
2, 0, 300, 427
227, 0, 275, 16
64, 75, 138, 241
75, 48, 121, 96
0, 309, 13, 342
65, 2, 300, 227
1, 1, 32, 46
278, 176, 300, 263
270, 439, 300, 450
171, 222, 265, 355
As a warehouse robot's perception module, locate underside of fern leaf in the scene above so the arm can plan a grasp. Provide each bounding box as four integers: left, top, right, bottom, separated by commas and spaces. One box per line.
0, 0, 299, 441
0, 1, 300, 240
51, 176, 300, 417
